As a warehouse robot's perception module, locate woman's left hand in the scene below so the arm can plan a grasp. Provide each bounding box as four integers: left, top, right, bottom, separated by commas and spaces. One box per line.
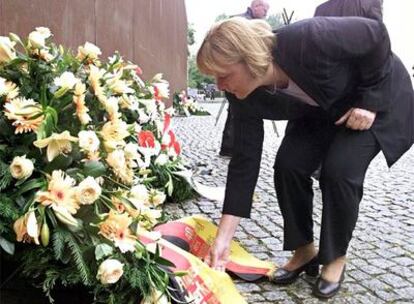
335, 107, 376, 130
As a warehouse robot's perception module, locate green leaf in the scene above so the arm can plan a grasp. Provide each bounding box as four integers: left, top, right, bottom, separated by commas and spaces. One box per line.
44, 154, 73, 172
46, 106, 58, 126
95, 243, 113, 261
0, 236, 15, 255
155, 255, 176, 268
14, 177, 45, 197
82, 160, 106, 177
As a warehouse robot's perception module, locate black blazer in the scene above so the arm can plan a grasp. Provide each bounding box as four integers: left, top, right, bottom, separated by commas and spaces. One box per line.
223, 17, 414, 218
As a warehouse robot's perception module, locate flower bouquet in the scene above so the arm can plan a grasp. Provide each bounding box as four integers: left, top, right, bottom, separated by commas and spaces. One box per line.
0, 27, 195, 303
172, 91, 209, 117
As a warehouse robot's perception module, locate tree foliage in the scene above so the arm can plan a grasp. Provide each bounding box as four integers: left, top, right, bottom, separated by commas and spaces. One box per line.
187, 55, 214, 89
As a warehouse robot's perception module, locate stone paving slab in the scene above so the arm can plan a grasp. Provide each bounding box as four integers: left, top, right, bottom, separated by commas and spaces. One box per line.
165, 100, 414, 303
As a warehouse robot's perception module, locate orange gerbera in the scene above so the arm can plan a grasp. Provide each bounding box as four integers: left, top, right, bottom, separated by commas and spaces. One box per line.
99, 210, 136, 253
35, 170, 79, 214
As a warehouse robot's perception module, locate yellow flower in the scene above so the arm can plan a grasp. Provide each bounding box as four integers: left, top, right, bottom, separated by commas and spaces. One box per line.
73, 93, 91, 125
9, 155, 34, 180
3, 97, 43, 134
141, 209, 162, 229
13, 211, 40, 245
106, 149, 134, 184
149, 189, 166, 207
99, 210, 136, 252
75, 176, 102, 205
100, 120, 129, 151
33, 131, 78, 162
72, 82, 91, 125
96, 259, 124, 285
0, 36, 16, 63
88, 65, 106, 100
35, 170, 79, 214
103, 96, 121, 121
106, 72, 134, 95
77, 42, 102, 62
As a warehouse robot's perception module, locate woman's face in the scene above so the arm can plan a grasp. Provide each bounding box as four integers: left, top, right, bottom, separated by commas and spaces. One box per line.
214, 62, 261, 99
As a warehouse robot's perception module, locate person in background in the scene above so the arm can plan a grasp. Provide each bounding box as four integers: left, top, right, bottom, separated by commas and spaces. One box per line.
197, 16, 414, 300
314, 0, 383, 20
218, 0, 270, 158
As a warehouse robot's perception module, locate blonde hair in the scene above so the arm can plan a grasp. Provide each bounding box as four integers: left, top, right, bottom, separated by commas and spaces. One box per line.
197, 17, 275, 79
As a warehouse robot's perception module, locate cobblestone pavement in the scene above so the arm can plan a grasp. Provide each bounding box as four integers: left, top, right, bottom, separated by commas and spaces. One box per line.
165, 100, 414, 304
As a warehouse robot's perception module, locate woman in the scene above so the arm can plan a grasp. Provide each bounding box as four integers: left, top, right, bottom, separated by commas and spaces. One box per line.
196, 16, 414, 299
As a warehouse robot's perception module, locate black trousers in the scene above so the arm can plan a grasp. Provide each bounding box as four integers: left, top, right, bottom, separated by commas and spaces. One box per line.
274, 117, 380, 264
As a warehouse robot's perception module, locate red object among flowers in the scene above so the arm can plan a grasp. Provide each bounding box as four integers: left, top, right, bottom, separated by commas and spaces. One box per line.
135, 66, 143, 75
138, 130, 156, 148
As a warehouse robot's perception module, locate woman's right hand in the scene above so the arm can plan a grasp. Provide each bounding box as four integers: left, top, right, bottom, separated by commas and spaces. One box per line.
204, 214, 241, 271
205, 236, 231, 271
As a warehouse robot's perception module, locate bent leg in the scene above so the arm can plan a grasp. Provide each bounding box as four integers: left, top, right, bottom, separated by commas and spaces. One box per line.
319, 129, 380, 264
274, 118, 335, 250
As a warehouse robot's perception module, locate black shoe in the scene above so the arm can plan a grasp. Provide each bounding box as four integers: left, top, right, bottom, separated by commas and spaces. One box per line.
312, 265, 346, 299
271, 256, 319, 285
218, 151, 232, 159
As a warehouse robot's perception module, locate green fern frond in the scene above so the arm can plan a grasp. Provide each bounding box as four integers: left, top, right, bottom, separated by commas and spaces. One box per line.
0, 161, 13, 191
0, 195, 19, 220
65, 233, 92, 286
52, 228, 67, 261
42, 269, 60, 303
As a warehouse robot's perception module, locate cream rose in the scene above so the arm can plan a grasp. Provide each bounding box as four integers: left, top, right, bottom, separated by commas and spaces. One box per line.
96, 259, 124, 285
77, 42, 102, 61
78, 130, 100, 152
28, 31, 46, 49
129, 185, 150, 208
10, 155, 34, 179
54, 71, 78, 90
75, 176, 102, 205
